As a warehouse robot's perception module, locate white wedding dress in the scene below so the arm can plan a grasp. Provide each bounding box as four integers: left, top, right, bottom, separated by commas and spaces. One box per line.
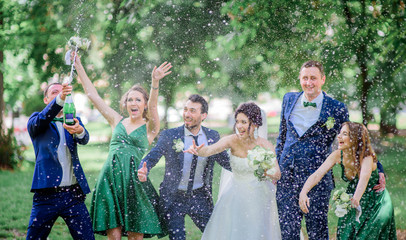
201, 153, 282, 240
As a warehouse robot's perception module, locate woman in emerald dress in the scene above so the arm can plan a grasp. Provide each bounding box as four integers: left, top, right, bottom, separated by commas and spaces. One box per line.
299, 122, 396, 240
74, 55, 172, 239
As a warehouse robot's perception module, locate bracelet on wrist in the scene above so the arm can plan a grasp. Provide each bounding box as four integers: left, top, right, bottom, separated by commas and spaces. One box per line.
152, 86, 159, 90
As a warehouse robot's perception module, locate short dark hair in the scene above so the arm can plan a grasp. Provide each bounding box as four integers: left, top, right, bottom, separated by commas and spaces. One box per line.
43, 82, 62, 98
188, 94, 208, 114
300, 60, 325, 77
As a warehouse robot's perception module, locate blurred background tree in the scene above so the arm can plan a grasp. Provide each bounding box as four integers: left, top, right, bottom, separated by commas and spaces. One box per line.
1, 0, 405, 168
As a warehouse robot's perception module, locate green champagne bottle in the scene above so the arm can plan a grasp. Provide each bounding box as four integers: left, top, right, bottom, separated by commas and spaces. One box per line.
63, 93, 76, 125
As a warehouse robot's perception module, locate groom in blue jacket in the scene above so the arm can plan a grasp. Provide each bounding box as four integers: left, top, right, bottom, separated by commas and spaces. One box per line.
275, 60, 385, 239
138, 94, 230, 240
26, 82, 94, 240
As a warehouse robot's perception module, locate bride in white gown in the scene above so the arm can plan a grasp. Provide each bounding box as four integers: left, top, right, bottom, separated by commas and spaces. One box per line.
185, 102, 282, 240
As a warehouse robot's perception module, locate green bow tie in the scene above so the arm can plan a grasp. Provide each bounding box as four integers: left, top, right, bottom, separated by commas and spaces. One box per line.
303, 101, 317, 108
53, 117, 64, 122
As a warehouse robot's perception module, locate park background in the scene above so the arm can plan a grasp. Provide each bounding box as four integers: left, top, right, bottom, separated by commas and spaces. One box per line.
0, 0, 405, 239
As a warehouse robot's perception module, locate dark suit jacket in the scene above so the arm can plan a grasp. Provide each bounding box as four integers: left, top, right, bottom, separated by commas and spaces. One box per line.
140, 125, 230, 211
276, 91, 349, 191
27, 97, 90, 194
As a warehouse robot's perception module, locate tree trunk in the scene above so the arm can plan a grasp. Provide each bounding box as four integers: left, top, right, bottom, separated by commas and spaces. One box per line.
163, 90, 173, 130
0, 48, 4, 134
380, 104, 398, 135
359, 58, 372, 126
0, 7, 4, 134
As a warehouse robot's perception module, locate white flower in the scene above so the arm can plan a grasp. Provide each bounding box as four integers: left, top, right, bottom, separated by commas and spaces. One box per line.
332, 188, 352, 218
67, 36, 91, 52
247, 146, 277, 181
340, 192, 350, 202
172, 139, 184, 152
335, 204, 348, 217
324, 117, 335, 130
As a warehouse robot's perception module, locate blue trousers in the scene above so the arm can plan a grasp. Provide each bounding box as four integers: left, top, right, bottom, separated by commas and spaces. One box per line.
26, 187, 95, 240
276, 169, 331, 240
165, 188, 213, 240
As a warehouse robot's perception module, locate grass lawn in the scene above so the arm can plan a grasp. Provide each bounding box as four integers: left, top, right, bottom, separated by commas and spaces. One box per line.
0, 132, 405, 239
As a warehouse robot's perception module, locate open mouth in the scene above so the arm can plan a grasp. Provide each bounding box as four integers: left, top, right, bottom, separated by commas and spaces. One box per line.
131, 108, 139, 114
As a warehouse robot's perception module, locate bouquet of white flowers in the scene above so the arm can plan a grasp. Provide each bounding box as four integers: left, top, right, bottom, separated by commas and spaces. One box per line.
67, 36, 91, 52
247, 146, 277, 181
332, 188, 352, 217
65, 36, 91, 65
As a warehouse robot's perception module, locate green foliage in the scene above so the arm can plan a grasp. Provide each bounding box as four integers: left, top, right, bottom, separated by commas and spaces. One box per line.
215, 0, 406, 131
0, 128, 24, 169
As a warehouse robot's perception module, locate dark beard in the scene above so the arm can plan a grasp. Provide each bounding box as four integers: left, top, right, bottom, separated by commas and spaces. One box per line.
185, 123, 199, 131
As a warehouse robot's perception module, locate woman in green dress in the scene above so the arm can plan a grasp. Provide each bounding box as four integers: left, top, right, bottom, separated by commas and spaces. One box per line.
74, 55, 172, 239
299, 122, 396, 240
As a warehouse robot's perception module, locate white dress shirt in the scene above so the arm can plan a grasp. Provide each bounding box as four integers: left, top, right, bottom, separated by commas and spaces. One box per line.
178, 127, 208, 191
290, 93, 324, 137
55, 95, 85, 186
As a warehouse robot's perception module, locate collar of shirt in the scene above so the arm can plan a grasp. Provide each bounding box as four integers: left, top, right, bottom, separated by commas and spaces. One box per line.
301, 92, 324, 110
184, 126, 204, 137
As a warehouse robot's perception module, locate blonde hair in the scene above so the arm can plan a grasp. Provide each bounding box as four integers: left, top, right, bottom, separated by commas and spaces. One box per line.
119, 85, 149, 121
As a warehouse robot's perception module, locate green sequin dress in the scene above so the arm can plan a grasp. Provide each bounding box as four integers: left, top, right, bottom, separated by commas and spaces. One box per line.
90, 122, 167, 237
337, 152, 397, 240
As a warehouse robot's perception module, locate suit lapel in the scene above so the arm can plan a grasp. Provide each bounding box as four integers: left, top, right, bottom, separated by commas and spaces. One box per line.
287, 92, 302, 122
178, 126, 185, 168
287, 92, 302, 139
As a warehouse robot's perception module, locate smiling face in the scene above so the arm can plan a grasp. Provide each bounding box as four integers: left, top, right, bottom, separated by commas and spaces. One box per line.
235, 113, 255, 139
337, 124, 352, 150
43, 84, 62, 105
126, 90, 146, 119
300, 66, 325, 101
183, 100, 207, 133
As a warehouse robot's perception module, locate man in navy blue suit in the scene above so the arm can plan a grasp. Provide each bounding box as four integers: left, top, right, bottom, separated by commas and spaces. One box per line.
26, 82, 94, 240
275, 60, 385, 239
138, 94, 230, 240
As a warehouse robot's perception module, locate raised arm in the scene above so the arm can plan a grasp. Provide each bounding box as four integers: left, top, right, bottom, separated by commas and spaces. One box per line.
185, 135, 233, 157
299, 150, 341, 213
146, 62, 172, 144
351, 156, 374, 208
74, 55, 121, 128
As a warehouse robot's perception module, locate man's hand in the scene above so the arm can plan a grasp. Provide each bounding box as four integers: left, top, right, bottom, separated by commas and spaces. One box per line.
63, 118, 84, 135
138, 162, 148, 182
373, 172, 386, 192
60, 83, 72, 101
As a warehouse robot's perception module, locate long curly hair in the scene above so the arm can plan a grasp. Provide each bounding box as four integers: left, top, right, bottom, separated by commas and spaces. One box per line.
343, 122, 377, 173
120, 85, 149, 121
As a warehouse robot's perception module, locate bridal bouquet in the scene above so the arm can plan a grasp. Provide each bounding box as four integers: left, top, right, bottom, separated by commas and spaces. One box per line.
65, 36, 91, 65
332, 188, 352, 217
67, 36, 91, 52
247, 146, 277, 181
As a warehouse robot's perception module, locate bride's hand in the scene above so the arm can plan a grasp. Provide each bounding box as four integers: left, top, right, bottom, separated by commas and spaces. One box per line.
183, 139, 205, 155
299, 191, 310, 214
